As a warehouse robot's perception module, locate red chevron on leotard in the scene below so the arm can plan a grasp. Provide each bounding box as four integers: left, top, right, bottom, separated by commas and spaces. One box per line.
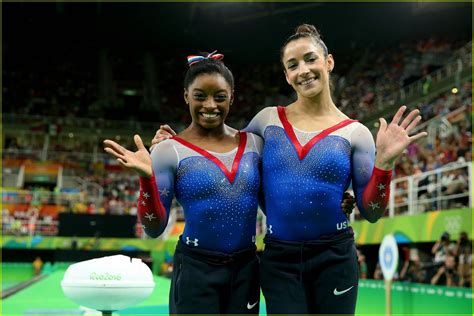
277, 106, 358, 160
172, 132, 247, 184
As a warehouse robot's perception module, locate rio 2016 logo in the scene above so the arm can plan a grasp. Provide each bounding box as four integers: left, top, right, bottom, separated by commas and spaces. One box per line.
89, 272, 122, 281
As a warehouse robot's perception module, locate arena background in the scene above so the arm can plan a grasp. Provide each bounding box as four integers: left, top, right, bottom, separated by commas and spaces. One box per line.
2, 2, 472, 315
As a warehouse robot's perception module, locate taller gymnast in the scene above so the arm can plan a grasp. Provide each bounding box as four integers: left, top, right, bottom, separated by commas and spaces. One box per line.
247, 24, 427, 314
153, 24, 427, 314
104, 53, 262, 314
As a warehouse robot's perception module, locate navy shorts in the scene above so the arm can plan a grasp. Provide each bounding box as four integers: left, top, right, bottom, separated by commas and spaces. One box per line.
169, 237, 260, 315
260, 230, 358, 315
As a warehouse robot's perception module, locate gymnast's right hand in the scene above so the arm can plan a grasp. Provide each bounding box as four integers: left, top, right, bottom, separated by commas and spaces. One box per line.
150, 124, 176, 152
103, 134, 152, 178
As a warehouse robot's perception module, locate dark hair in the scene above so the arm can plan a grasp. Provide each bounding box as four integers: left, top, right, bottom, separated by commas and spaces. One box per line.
280, 24, 329, 65
441, 232, 450, 241
183, 54, 234, 90
280, 24, 335, 93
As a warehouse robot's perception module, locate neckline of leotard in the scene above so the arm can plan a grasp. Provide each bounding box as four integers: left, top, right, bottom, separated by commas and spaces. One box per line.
172, 132, 247, 184
276, 106, 358, 160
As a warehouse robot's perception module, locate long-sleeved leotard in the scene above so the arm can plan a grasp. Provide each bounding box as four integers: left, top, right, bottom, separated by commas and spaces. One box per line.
245, 106, 391, 241
137, 132, 263, 253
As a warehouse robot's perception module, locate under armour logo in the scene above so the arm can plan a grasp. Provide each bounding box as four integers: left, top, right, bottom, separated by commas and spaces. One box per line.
267, 225, 273, 234
186, 237, 199, 247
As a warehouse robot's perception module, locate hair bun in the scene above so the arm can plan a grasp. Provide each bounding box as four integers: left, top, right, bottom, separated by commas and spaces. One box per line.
295, 24, 321, 39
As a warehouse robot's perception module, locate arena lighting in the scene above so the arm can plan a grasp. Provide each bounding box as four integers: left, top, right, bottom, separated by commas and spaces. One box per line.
68, 133, 74, 138
123, 89, 137, 96
115, 135, 121, 141
451, 87, 459, 94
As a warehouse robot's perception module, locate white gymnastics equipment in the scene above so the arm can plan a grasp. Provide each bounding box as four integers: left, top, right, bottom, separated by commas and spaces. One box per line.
61, 255, 155, 315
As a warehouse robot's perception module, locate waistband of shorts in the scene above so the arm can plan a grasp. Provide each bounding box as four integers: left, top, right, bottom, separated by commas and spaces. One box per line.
176, 237, 256, 265
264, 227, 354, 248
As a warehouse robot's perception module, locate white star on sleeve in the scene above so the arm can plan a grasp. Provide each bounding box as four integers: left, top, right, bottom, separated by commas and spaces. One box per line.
141, 200, 146, 206
368, 201, 380, 210
159, 188, 169, 197
144, 212, 156, 221
381, 192, 386, 198
377, 183, 386, 191
142, 192, 150, 199
358, 165, 369, 176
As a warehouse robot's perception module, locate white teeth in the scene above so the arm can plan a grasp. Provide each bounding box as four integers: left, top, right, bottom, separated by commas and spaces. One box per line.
300, 78, 315, 85
202, 113, 218, 118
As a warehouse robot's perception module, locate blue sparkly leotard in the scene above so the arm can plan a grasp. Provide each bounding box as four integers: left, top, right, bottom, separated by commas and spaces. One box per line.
137, 132, 262, 253
245, 106, 391, 241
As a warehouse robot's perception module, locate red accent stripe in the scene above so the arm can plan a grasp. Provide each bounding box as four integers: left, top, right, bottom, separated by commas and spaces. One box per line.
172, 132, 247, 184
277, 106, 358, 160
138, 174, 167, 236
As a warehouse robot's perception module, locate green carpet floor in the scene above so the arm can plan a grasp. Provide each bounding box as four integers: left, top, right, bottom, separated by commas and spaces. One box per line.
2, 269, 170, 315
2, 269, 267, 315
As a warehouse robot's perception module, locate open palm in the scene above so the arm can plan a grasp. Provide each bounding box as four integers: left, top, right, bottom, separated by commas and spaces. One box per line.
103, 135, 152, 177
375, 106, 427, 170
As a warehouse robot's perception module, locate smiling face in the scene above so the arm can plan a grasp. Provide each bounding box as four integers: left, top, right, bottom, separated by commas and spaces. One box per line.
184, 73, 233, 130
282, 37, 334, 99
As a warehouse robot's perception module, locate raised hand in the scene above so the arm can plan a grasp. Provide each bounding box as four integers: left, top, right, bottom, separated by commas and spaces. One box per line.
103, 135, 152, 177
375, 106, 428, 170
150, 124, 177, 152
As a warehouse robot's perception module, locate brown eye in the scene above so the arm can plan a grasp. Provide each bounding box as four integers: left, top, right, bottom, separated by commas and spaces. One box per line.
215, 95, 227, 102
193, 94, 206, 101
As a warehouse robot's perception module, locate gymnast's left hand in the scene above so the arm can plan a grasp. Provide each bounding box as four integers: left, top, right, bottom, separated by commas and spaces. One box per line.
375, 105, 428, 170
103, 134, 152, 177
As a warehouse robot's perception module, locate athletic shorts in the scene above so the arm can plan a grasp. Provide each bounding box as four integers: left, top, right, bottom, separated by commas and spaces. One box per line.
260, 229, 358, 315
169, 237, 260, 315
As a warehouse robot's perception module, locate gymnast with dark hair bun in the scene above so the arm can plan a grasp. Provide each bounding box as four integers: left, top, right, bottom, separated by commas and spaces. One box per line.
243, 24, 427, 314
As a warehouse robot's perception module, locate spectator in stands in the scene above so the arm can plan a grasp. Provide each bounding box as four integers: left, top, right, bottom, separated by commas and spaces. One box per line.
441, 169, 468, 209
430, 254, 459, 287
27, 203, 39, 237
32, 256, 43, 276
373, 263, 383, 280
455, 231, 472, 287
399, 249, 426, 284
432, 232, 456, 264
357, 249, 368, 279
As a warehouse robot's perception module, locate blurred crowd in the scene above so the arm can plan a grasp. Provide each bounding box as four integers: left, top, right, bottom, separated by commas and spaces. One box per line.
358, 231, 472, 288
4, 38, 469, 126
335, 38, 469, 120
2, 38, 472, 272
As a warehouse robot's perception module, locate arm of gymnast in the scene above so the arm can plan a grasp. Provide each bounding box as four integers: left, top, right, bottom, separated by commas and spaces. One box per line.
104, 135, 175, 238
